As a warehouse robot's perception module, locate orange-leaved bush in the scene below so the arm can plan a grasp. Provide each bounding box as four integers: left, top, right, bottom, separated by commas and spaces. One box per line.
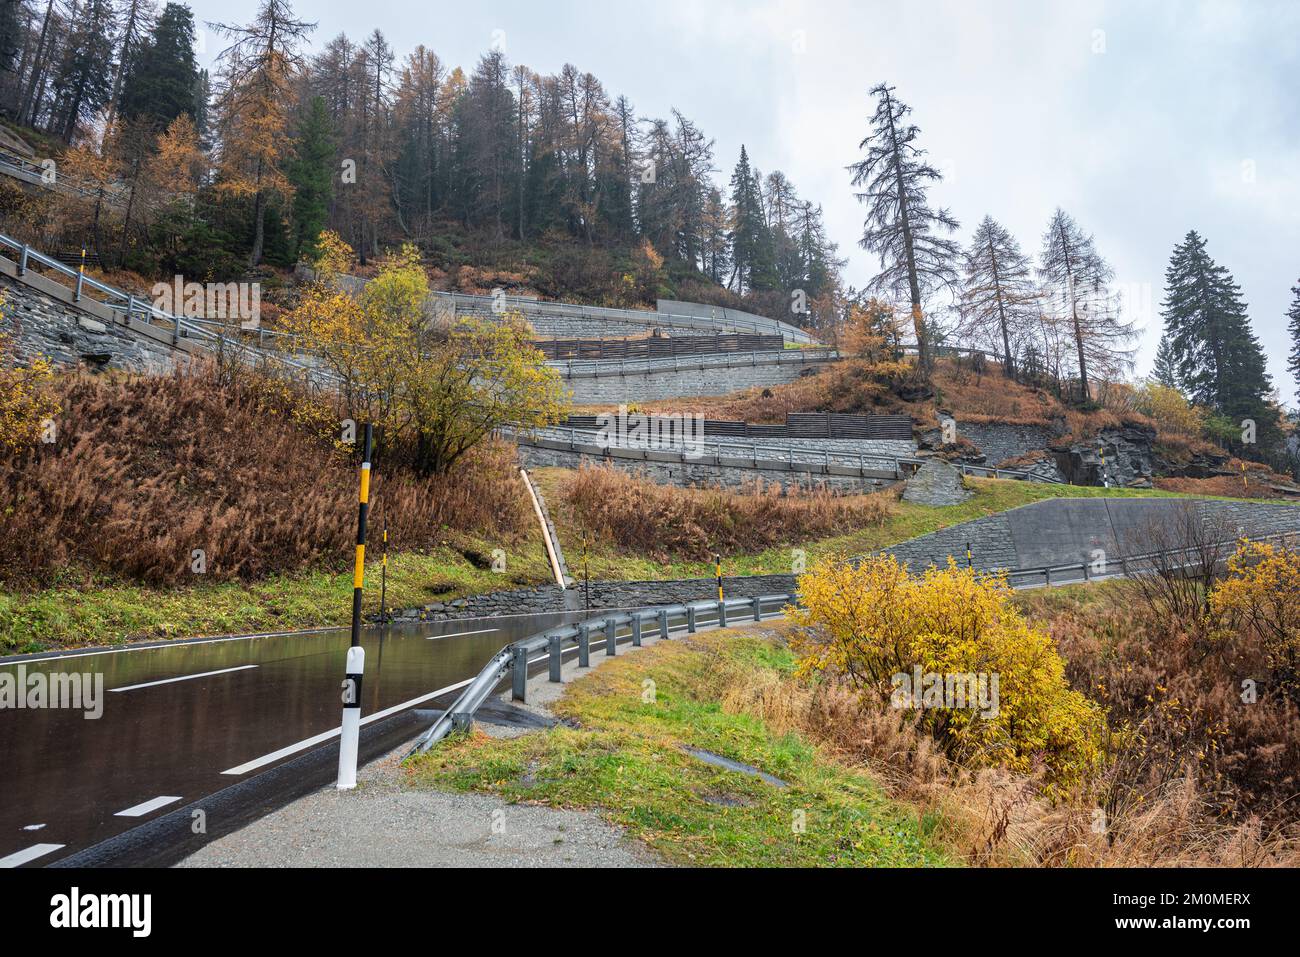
788, 554, 1105, 795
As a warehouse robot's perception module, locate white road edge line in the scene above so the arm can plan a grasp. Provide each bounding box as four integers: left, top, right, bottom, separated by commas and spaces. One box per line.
109, 664, 259, 693
221, 677, 475, 775
114, 795, 183, 818
426, 628, 498, 640
0, 843, 65, 868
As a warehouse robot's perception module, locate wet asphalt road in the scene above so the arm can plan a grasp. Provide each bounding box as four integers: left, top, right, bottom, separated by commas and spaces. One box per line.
0, 611, 591, 867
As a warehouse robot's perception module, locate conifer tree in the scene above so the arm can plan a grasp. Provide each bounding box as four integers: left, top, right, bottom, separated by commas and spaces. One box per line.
1286, 278, 1300, 405
1151, 333, 1179, 389
211, 0, 315, 266
958, 216, 1038, 377
287, 95, 335, 259
848, 83, 959, 370
1161, 230, 1276, 445
118, 2, 198, 130
1038, 208, 1135, 401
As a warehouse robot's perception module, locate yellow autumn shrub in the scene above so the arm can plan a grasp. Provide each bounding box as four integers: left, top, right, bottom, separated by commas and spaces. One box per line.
789, 554, 1105, 795
1210, 541, 1300, 694
0, 313, 60, 454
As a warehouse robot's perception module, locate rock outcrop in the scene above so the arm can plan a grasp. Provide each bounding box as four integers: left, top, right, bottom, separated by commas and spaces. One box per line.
903, 459, 972, 506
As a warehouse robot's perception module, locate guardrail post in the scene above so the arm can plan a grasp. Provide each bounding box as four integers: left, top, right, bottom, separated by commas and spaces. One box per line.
548, 635, 563, 682
511, 645, 529, 702
752, 595, 763, 621
577, 624, 590, 667
687, 605, 697, 633
658, 608, 669, 640
125, 294, 135, 325
717, 599, 727, 628
631, 615, 642, 647
605, 617, 617, 656
18, 244, 28, 276
1044, 568, 1051, 587
73, 270, 83, 302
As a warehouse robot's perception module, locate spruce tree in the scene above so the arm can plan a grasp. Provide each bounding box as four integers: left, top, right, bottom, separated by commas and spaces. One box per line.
1287, 278, 1300, 404
1151, 334, 1179, 389
1161, 230, 1276, 445
847, 83, 960, 370
287, 95, 336, 259
728, 146, 773, 293
118, 3, 199, 130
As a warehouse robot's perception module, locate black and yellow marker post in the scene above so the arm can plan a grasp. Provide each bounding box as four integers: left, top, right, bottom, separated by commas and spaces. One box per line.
966, 542, 973, 569
715, 553, 724, 601
338, 423, 373, 790
349, 423, 374, 648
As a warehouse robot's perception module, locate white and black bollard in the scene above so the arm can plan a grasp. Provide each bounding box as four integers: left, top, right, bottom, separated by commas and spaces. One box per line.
337, 423, 373, 791
337, 645, 365, 790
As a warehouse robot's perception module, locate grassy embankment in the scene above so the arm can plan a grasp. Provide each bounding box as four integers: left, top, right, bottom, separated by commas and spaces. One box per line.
0, 538, 556, 654
533, 469, 1218, 582
406, 626, 954, 867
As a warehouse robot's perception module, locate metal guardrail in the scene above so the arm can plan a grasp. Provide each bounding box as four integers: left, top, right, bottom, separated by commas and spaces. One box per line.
0, 149, 129, 204
535, 332, 786, 360
406, 521, 1299, 753
999, 529, 1298, 589
408, 592, 796, 754
0, 230, 334, 382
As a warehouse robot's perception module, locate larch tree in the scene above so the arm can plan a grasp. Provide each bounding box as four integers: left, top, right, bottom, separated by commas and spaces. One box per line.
848, 82, 960, 371
958, 216, 1038, 377
210, 0, 315, 266
1037, 208, 1134, 401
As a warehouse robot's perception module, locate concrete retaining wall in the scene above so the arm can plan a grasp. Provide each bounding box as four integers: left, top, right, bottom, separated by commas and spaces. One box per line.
558, 351, 834, 403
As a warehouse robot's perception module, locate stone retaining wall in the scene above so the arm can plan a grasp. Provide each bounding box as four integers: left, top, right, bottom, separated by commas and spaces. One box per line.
387, 573, 799, 623
0, 273, 176, 372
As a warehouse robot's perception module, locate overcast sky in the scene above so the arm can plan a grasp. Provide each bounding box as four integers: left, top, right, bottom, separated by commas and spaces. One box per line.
191, 0, 1300, 402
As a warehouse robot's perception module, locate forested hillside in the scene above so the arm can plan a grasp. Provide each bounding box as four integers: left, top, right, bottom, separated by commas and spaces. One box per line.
0, 0, 845, 322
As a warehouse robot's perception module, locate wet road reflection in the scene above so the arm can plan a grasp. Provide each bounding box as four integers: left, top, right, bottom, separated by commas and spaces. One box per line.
0, 611, 590, 865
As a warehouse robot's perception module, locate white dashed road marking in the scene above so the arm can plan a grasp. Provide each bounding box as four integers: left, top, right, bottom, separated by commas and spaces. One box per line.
0, 843, 65, 868
115, 796, 182, 818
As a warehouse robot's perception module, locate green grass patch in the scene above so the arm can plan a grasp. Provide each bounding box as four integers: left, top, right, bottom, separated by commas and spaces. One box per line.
534, 470, 1214, 581
0, 537, 555, 654
404, 630, 954, 867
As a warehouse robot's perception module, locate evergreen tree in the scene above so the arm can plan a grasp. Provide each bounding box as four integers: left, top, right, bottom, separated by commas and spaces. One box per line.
1287, 278, 1300, 404
1161, 230, 1276, 444
48, 0, 116, 141
958, 216, 1038, 377
727, 145, 773, 293
118, 2, 198, 130
287, 95, 335, 259
847, 82, 960, 370
1151, 333, 1179, 388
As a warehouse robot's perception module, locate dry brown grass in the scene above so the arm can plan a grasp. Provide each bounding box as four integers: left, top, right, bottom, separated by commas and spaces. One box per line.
715, 626, 1300, 867
559, 463, 895, 562
0, 361, 531, 588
